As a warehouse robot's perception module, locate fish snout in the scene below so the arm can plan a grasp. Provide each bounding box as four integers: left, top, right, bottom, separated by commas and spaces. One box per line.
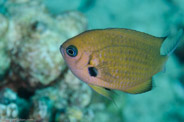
59, 44, 65, 57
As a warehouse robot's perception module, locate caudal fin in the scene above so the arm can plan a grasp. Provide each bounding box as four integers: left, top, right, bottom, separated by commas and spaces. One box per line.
160, 29, 184, 56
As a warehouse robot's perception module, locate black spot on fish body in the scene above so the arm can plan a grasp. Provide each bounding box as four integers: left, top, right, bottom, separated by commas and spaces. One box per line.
88, 67, 98, 77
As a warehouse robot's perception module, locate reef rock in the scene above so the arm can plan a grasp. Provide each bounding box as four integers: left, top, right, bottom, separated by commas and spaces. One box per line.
29, 70, 92, 121
0, 88, 29, 119
0, 14, 10, 81
2, 0, 87, 88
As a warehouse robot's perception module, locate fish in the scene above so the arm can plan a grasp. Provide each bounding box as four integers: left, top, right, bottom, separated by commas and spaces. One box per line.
60, 28, 184, 98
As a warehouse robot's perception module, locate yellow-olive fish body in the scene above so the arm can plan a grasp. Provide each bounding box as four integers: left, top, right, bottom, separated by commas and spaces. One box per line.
60, 28, 183, 96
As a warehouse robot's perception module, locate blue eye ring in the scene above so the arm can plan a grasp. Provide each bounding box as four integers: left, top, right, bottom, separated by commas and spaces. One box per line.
66, 45, 78, 57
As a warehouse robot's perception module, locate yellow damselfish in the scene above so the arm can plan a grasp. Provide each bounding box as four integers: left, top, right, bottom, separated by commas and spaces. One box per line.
60, 28, 183, 98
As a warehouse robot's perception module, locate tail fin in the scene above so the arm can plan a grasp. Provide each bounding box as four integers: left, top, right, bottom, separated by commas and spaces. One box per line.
160, 29, 184, 56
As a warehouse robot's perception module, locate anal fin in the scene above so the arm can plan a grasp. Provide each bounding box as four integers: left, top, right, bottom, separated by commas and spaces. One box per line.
124, 79, 152, 94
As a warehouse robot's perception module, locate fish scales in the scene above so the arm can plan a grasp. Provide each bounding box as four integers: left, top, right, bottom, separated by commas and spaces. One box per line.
88, 30, 163, 88
94, 46, 159, 77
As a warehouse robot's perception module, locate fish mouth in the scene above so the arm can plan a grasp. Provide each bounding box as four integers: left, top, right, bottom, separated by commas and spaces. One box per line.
59, 44, 65, 57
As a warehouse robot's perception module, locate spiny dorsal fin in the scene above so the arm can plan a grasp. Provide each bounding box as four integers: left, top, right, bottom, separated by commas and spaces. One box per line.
124, 78, 152, 94
160, 29, 184, 56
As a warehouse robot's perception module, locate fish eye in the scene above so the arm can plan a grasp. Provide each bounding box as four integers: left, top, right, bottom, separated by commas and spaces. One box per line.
66, 45, 78, 57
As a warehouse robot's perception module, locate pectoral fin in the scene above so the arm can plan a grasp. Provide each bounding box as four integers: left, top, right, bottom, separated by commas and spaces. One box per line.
88, 51, 118, 84
95, 62, 117, 83
124, 78, 152, 94
87, 64, 116, 83
88, 84, 114, 99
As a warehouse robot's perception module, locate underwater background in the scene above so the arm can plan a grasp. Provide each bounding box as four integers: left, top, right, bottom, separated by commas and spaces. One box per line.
0, 0, 184, 122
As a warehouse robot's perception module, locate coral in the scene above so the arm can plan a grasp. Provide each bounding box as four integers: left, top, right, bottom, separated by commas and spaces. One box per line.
63, 71, 92, 108
0, 0, 92, 121
56, 11, 87, 38
29, 96, 54, 122
0, 14, 10, 81
30, 70, 93, 121
0, 14, 8, 37
0, 88, 29, 119
2, 0, 87, 87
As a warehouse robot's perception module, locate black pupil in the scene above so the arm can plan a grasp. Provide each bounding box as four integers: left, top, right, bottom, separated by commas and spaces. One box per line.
68, 49, 74, 55
66, 45, 77, 57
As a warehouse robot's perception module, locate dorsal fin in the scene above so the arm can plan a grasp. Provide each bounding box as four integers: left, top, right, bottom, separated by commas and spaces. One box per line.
160, 29, 184, 56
